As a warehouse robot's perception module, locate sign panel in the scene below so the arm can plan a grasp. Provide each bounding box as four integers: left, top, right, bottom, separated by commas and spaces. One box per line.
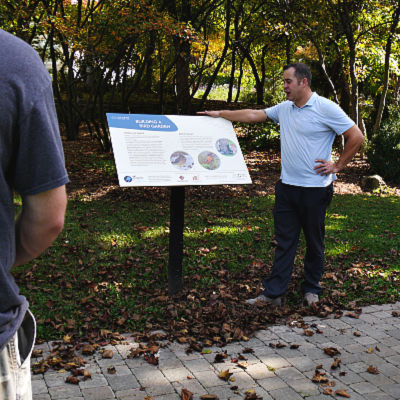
106, 113, 252, 187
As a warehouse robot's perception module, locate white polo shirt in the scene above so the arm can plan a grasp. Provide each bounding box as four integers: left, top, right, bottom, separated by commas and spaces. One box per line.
265, 92, 355, 187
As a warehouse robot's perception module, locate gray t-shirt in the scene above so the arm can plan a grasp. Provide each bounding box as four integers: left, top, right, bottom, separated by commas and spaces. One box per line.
0, 29, 69, 351
265, 93, 355, 187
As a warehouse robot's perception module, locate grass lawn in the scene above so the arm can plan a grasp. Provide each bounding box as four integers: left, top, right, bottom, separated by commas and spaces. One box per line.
13, 192, 400, 344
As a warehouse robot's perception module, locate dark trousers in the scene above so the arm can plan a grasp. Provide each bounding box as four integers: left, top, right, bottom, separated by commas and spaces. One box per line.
262, 180, 333, 298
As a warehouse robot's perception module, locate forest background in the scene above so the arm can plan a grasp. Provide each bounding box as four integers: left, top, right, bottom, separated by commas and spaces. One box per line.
1, 0, 400, 182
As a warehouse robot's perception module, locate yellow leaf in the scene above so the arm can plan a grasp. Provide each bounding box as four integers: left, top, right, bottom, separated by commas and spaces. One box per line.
218, 369, 233, 381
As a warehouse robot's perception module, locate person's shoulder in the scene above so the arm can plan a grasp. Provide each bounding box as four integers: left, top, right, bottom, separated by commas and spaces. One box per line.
266, 100, 291, 111
0, 29, 33, 51
0, 30, 40, 63
313, 93, 337, 107
0, 29, 51, 87
313, 93, 344, 112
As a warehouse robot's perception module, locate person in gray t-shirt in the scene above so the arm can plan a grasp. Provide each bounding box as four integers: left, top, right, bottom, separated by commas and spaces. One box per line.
198, 63, 364, 307
0, 29, 68, 399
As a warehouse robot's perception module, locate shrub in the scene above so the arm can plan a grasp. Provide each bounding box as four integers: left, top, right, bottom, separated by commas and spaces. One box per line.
235, 120, 280, 151
367, 104, 400, 184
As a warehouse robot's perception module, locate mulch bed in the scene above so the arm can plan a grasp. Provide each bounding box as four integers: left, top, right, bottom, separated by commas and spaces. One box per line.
64, 133, 400, 202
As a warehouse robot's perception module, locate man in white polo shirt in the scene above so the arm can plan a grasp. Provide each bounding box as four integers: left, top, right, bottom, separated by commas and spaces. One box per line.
198, 63, 364, 306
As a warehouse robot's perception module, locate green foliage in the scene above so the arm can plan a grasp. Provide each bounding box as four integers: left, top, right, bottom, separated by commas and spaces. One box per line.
367, 104, 400, 183
236, 121, 280, 151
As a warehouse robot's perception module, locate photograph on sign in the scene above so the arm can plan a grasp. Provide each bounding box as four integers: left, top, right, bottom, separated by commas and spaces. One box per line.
106, 113, 252, 186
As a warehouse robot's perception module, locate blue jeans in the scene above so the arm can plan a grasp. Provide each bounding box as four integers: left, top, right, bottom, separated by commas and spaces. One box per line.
262, 180, 333, 298
0, 310, 36, 400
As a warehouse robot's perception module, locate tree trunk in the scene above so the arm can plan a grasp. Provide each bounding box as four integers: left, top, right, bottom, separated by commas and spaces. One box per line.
227, 48, 236, 103
373, 1, 400, 136
394, 77, 400, 104
240, 45, 264, 105
313, 41, 339, 104
334, 0, 359, 124
174, 38, 192, 114
143, 31, 157, 93
285, 35, 291, 65
348, 47, 359, 125
234, 59, 244, 103
200, 0, 232, 106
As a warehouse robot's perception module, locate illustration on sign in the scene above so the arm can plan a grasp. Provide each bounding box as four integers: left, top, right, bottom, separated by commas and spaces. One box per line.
106, 113, 252, 187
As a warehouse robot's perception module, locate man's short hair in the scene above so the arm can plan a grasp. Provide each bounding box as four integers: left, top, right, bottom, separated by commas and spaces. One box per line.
283, 63, 312, 86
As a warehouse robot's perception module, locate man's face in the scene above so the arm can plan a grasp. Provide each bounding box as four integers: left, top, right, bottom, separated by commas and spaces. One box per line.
283, 67, 306, 103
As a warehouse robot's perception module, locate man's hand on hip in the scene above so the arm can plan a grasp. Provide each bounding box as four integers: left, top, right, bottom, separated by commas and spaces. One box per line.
314, 159, 338, 175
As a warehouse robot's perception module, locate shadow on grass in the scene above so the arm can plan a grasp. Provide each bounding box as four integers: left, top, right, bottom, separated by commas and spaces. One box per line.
13, 194, 400, 342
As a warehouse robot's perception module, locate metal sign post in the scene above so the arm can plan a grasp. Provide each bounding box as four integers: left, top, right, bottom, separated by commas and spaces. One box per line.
168, 186, 186, 295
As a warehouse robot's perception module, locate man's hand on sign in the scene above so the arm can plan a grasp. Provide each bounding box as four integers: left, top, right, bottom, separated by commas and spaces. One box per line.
196, 110, 221, 118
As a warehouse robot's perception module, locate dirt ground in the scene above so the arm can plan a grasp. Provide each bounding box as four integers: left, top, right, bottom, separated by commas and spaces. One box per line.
64, 134, 400, 202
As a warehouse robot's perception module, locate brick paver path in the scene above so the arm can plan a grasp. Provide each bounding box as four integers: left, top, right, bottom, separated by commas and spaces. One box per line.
32, 303, 400, 399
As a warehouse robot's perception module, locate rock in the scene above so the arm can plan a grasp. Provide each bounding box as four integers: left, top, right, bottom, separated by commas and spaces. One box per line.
361, 175, 386, 191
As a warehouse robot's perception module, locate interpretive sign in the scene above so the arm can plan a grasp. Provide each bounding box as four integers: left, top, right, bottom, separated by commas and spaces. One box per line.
106, 113, 252, 187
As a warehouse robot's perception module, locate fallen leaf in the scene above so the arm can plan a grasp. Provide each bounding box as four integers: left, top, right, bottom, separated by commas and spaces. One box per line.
346, 312, 360, 319
65, 375, 79, 384
366, 347, 374, 354
81, 344, 96, 355
102, 349, 113, 359
144, 353, 158, 365
218, 369, 233, 381
66, 319, 76, 329
237, 361, 248, 369
214, 352, 228, 363
323, 388, 333, 395
200, 395, 219, 400
312, 371, 329, 383
304, 329, 314, 337
63, 335, 72, 343
335, 389, 351, 398
324, 347, 341, 357
244, 388, 262, 399
335, 310, 344, 318
243, 347, 254, 353
181, 388, 193, 400
290, 344, 300, 349
107, 366, 116, 374
367, 366, 379, 374
353, 331, 361, 337
331, 358, 341, 369
32, 349, 43, 357
392, 311, 400, 317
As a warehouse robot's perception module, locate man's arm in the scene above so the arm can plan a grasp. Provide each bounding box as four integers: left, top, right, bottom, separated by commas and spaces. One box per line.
197, 109, 267, 123
314, 124, 365, 175
13, 185, 67, 267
